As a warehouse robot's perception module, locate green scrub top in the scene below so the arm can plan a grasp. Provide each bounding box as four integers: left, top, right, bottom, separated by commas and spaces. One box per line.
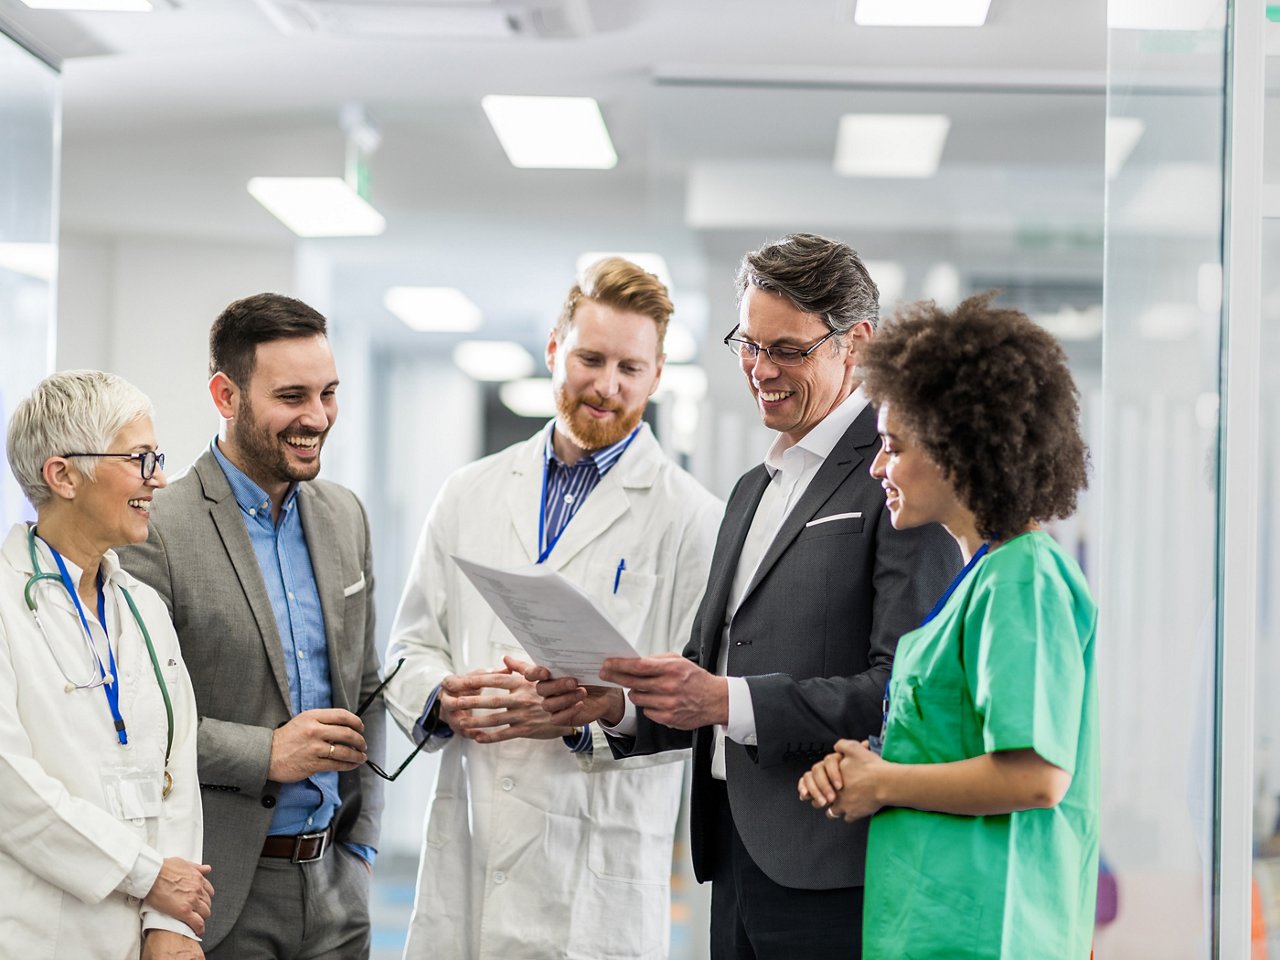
863, 531, 1099, 960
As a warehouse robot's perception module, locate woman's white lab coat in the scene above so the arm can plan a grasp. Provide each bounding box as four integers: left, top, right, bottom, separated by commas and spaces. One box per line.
0, 523, 202, 959
385, 425, 722, 960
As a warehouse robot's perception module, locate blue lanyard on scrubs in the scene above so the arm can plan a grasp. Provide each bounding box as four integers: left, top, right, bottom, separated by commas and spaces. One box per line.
47, 544, 129, 745
873, 543, 990, 754
535, 426, 640, 564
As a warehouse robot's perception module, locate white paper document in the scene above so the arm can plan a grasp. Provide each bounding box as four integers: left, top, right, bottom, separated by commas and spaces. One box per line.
453, 556, 641, 687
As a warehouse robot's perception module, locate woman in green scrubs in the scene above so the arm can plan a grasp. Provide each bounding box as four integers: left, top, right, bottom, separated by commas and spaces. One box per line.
798, 291, 1098, 959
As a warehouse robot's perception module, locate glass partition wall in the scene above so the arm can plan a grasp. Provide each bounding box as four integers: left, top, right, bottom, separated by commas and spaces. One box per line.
0, 29, 57, 528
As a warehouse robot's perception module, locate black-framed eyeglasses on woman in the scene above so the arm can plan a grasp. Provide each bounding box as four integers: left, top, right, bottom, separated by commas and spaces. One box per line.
355, 657, 429, 781
61, 450, 166, 480
722, 324, 840, 366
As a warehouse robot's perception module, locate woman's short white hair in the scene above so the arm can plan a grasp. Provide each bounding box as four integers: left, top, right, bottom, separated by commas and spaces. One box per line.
6, 370, 153, 508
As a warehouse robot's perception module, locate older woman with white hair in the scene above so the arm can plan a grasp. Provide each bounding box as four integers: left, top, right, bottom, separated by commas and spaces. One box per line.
0, 371, 211, 960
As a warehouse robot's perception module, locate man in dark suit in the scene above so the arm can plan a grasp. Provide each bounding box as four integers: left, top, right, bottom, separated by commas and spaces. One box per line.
536, 234, 961, 959
119, 293, 384, 958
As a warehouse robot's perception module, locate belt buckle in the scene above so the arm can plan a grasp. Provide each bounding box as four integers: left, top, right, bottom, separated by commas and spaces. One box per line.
292, 829, 328, 864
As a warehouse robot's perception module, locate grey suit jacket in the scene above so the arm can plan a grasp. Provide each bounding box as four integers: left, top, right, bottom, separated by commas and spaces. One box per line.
612, 405, 961, 890
117, 448, 385, 950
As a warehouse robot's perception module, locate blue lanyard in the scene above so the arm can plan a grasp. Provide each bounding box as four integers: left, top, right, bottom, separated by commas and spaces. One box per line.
878, 542, 990, 743
47, 544, 128, 745
536, 426, 640, 564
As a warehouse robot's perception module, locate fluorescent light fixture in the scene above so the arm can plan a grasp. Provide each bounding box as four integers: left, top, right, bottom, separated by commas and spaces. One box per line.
576, 251, 671, 291
0, 243, 56, 282
663, 323, 697, 364
1137, 302, 1200, 341
453, 340, 536, 381
862, 260, 905, 305
482, 95, 617, 169
853, 0, 991, 26
1108, 0, 1224, 30
18, 0, 150, 9
835, 114, 950, 178
247, 177, 385, 238
1033, 305, 1104, 341
385, 287, 483, 333
922, 262, 961, 308
499, 378, 557, 418
1106, 118, 1145, 179
655, 364, 708, 401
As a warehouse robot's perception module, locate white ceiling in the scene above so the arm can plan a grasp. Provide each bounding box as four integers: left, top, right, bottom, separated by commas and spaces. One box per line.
3, 0, 1114, 352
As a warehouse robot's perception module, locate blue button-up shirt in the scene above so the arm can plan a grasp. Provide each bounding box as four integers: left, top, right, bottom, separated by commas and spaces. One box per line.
211, 441, 373, 862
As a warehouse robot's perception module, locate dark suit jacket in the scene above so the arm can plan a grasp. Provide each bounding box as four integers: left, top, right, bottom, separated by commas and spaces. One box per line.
611, 405, 960, 890
117, 449, 385, 950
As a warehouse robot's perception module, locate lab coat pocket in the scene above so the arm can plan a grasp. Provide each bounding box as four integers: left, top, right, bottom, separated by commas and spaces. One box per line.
600, 569, 658, 647
587, 760, 683, 884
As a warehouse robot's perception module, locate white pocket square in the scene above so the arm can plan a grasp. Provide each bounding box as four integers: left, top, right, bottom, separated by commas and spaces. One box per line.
805, 512, 863, 528
342, 573, 367, 597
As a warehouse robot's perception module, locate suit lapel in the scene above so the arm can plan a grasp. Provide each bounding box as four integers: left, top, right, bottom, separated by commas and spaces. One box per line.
699, 467, 770, 661
298, 486, 349, 710
197, 453, 293, 711
738, 406, 878, 606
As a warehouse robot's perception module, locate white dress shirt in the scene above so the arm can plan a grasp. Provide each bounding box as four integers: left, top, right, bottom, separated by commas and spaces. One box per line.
604, 387, 870, 782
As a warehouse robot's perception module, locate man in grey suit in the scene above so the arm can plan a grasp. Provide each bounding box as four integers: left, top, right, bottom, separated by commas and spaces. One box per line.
119, 293, 384, 959
536, 234, 961, 959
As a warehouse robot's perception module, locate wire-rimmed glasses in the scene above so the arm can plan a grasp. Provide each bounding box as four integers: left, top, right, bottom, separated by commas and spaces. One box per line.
722, 324, 839, 366
355, 657, 429, 781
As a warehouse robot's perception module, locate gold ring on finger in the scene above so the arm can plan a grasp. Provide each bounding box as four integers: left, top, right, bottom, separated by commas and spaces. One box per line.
328, 743, 335, 759
825, 807, 838, 820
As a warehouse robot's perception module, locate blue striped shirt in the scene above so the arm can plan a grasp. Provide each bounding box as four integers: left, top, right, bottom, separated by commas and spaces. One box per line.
539, 423, 639, 562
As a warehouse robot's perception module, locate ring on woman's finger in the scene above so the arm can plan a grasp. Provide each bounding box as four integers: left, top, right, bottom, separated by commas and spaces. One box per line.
327, 742, 335, 760
825, 807, 838, 820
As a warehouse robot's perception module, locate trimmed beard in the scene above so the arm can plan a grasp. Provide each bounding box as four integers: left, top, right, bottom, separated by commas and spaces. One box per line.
553, 386, 646, 451
232, 394, 326, 486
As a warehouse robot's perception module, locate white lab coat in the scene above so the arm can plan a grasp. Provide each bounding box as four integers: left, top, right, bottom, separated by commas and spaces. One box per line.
0, 523, 202, 960
385, 424, 722, 960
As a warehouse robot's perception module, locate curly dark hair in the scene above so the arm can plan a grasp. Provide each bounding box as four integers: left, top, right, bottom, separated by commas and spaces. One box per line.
857, 291, 1089, 541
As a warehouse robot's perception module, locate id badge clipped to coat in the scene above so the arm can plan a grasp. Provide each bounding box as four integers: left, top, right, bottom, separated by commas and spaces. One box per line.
101, 762, 164, 821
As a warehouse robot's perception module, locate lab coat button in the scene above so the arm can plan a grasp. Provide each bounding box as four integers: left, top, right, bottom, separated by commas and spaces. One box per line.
262, 795, 276, 808
493, 871, 506, 884
500, 777, 514, 791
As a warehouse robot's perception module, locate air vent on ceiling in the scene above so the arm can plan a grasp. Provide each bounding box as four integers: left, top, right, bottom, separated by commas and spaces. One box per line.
252, 0, 597, 40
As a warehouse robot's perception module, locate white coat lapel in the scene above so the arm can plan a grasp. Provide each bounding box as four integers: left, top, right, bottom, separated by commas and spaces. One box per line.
503, 431, 547, 566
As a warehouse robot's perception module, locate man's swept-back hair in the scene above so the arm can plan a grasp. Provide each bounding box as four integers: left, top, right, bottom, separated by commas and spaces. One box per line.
735, 233, 880, 334
554, 257, 674, 351
210, 292, 328, 386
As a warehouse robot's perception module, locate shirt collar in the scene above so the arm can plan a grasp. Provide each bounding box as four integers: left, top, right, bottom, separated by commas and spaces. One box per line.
542, 421, 639, 476
210, 438, 299, 518
763, 385, 870, 477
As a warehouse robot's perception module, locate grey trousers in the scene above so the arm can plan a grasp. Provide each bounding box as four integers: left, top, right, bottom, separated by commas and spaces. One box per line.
206, 844, 372, 960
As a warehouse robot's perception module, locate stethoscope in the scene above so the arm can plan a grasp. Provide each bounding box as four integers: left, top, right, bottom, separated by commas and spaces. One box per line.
23, 524, 175, 797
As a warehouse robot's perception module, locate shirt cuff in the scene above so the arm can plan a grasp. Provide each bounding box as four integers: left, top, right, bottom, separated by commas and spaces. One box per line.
414, 683, 453, 743
142, 912, 201, 941
119, 845, 162, 899
599, 697, 638, 737
562, 724, 593, 753
725, 676, 758, 745
344, 842, 376, 866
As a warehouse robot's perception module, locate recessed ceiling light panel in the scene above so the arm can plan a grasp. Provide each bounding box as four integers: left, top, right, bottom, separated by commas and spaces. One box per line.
834, 114, 951, 178
482, 95, 617, 169
853, 0, 991, 26
385, 287, 483, 333
453, 340, 536, 381
499, 378, 558, 418
18, 0, 151, 9
247, 177, 385, 237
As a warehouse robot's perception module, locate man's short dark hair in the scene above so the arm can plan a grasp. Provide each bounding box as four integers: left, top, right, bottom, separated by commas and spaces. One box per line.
210, 293, 328, 385
735, 233, 880, 335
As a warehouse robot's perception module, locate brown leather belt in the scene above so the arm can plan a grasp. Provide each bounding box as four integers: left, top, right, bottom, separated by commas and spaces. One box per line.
261, 825, 333, 863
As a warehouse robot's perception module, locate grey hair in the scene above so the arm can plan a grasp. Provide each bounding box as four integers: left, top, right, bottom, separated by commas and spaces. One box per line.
735, 233, 881, 335
6, 370, 153, 508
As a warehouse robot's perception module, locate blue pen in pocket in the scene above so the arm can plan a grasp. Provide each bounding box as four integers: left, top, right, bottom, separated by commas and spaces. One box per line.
613, 558, 626, 593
